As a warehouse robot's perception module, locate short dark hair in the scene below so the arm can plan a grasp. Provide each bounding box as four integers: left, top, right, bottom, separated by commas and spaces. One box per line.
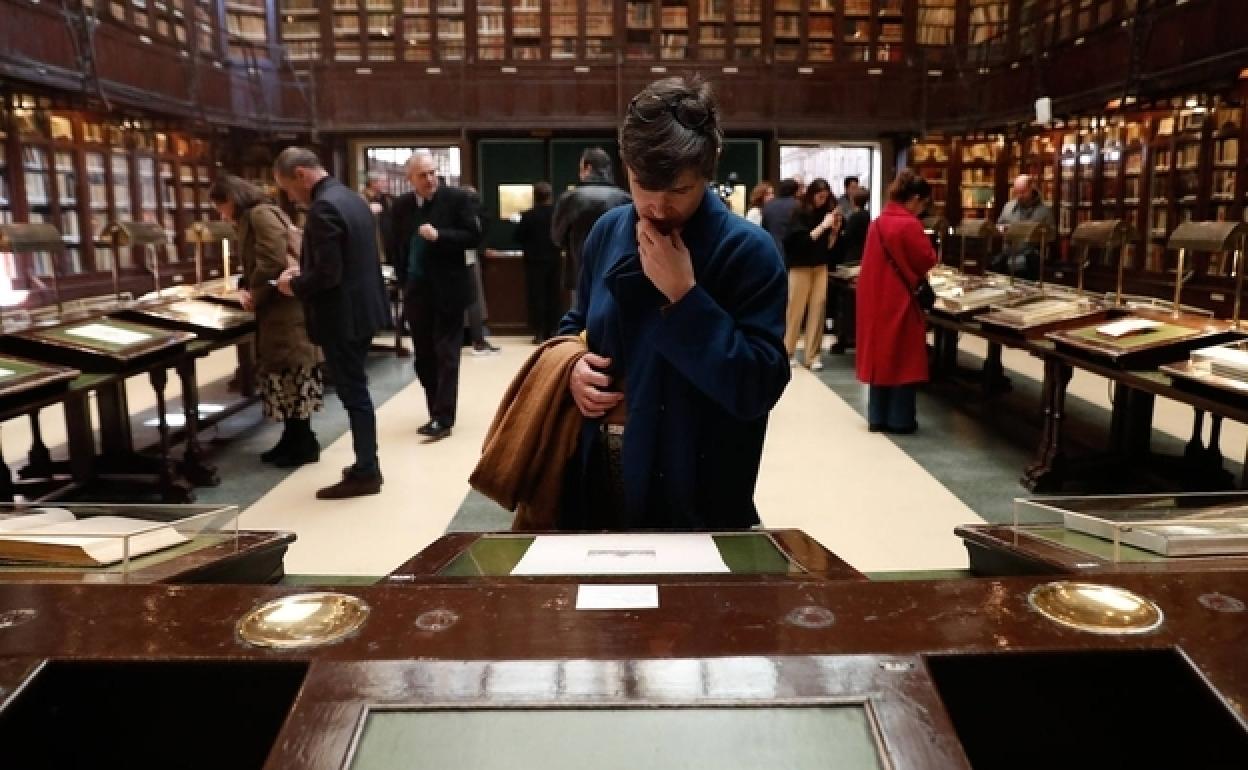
852, 188, 870, 208
844, 176, 860, 190
888, 169, 932, 204
534, 181, 553, 205
208, 174, 269, 213
580, 147, 613, 179
273, 146, 323, 178
620, 76, 722, 191
777, 179, 800, 198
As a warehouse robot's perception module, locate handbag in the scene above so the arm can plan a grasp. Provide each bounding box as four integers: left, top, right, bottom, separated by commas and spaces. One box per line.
874, 225, 935, 312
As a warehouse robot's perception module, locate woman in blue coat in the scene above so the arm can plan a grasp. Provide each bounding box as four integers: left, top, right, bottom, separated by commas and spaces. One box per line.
558, 76, 791, 530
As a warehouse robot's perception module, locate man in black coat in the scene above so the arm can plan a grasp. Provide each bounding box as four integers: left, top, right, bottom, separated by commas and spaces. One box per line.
391, 150, 482, 440
274, 147, 390, 499
760, 178, 800, 262
551, 147, 631, 296
514, 181, 561, 343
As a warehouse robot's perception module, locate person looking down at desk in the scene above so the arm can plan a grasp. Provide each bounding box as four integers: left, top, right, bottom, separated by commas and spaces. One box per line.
557, 76, 791, 530
273, 147, 390, 500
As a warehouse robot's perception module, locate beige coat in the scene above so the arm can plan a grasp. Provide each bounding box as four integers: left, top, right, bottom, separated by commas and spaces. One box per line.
238, 203, 319, 373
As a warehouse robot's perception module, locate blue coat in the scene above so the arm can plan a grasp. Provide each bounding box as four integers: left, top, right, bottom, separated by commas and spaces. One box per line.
558, 189, 791, 529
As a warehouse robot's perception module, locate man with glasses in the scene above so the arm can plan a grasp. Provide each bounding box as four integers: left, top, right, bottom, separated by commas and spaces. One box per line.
557, 76, 791, 530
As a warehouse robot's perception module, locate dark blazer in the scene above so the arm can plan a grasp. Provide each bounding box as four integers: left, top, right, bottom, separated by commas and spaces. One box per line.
558, 189, 791, 530
291, 176, 390, 345
838, 208, 870, 264
551, 175, 631, 290
391, 185, 483, 312
759, 194, 800, 261
515, 204, 559, 262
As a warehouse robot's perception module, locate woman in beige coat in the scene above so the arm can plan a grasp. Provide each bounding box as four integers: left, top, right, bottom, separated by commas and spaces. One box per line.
210, 175, 323, 466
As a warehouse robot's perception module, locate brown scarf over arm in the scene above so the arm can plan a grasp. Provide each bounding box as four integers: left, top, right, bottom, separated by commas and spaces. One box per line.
469, 335, 587, 529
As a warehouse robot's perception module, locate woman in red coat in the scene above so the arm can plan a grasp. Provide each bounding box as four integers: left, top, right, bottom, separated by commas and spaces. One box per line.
855, 170, 937, 433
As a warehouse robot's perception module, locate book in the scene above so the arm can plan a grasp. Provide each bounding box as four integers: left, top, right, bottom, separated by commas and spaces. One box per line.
1063, 511, 1248, 557
991, 297, 1085, 326
0, 508, 189, 567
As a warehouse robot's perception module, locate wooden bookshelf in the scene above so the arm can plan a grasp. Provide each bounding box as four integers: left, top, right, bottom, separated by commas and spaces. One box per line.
911, 136, 952, 220
0, 94, 218, 301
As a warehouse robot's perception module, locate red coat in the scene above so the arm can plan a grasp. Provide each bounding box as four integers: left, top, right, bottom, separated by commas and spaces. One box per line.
855, 202, 938, 386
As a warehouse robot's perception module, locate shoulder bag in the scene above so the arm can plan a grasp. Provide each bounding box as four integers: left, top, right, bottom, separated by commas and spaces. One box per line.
873, 224, 935, 312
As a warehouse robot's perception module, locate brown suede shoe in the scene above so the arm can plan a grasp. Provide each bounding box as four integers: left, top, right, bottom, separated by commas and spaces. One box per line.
316, 473, 383, 500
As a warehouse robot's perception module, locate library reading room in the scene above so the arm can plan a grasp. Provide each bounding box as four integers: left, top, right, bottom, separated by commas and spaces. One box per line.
1, 1, 1248, 768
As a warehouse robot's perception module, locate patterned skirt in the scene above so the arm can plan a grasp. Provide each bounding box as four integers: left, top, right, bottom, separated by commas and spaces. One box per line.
261, 365, 324, 421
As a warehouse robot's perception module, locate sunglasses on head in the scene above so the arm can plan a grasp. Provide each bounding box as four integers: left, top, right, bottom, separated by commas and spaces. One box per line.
628, 94, 716, 132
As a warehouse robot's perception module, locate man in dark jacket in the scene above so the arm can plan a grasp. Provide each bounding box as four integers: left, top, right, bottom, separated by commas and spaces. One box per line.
515, 181, 561, 343
391, 150, 483, 440
273, 147, 390, 499
558, 76, 790, 530
551, 147, 631, 295
760, 178, 800, 261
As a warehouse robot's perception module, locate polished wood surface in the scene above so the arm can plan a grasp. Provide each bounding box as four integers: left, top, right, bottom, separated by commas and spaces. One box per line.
0, 530, 295, 584
0, 572, 1246, 769
385, 530, 868, 584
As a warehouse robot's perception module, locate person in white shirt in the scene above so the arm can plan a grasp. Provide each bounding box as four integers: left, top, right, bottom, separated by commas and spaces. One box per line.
745, 181, 774, 226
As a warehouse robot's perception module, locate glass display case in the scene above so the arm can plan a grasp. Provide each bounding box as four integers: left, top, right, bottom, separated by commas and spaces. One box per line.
585, 0, 614, 60
1014, 493, 1248, 559
401, 0, 431, 61
731, 0, 761, 61
550, 0, 578, 60
281, 0, 322, 66
0, 503, 240, 573
225, 0, 269, 60
967, 0, 1008, 64
911, 137, 951, 219
435, 0, 465, 61
332, 0, 362, 62
958, 137, 1000, 220
625, 1, 655, 60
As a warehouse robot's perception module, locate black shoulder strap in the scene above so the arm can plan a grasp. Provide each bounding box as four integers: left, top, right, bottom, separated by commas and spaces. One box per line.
873, 223, 916, 294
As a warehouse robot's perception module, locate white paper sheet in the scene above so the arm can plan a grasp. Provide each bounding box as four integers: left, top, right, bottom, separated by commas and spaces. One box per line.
65, 323, 150, 346
1095, 318, 1162, 338
511, 534, 730, 576
575, 584, 660, 611
0, 367, 15, 379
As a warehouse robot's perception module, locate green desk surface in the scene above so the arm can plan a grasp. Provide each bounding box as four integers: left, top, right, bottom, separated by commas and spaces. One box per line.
35, 318, 172, 355
351, 706, 883, 770
0, 358, 57, 381
439, 533, 799, 578
1064, 322, 1197, 350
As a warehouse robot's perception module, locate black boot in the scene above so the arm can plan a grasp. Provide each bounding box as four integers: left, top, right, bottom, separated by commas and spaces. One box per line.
261, 421, 294, 463
274, 418, 320, 468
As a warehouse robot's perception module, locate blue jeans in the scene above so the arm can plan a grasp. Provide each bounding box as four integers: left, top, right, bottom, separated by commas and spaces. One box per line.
867, 385, 917, 432
321, 334, 380, 476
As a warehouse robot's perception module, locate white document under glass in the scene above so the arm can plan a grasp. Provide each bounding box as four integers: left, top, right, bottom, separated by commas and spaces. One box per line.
65, 323, 150, 346
0, 367, 15, 379
1095, 318, 1162, 338
511, 534, 730, 576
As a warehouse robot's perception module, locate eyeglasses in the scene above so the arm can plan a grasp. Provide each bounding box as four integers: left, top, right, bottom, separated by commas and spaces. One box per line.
628, 94, 717, 132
